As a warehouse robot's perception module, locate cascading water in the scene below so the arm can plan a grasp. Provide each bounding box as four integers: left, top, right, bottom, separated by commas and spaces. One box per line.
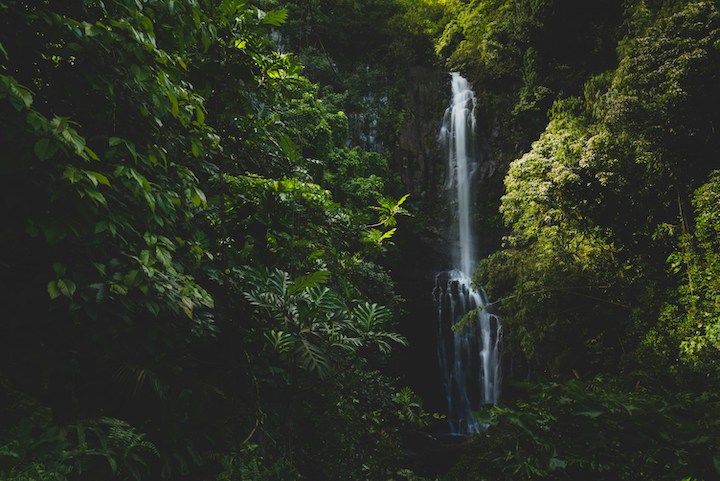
433, 73, 502, 435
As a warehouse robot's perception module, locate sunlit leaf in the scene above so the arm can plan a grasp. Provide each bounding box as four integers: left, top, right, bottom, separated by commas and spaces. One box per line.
261, 9, 288, 26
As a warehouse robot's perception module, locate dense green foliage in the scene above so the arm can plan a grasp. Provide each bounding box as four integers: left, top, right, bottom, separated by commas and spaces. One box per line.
434, 0, 623, 159
4, 0, 720, 480
0, 1, 419, 479
419, 1, 720, 479
473, 0, 720, 382
447, 380, 720, 481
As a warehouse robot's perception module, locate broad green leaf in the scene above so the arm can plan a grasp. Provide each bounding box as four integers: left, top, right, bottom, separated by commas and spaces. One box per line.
110, 283, 128, 295
48, 281, 61, 300
380, 228, 397, 241
139, 250, 151, 265
195, 105, 205, 123
52, 116, 86, 154
261, 9, 288, 26
180, 296, 194, 318
34, 138, 59, 160
63, 165, 82, 183
84, 170, 110, 187
85, 189, 107, 206
396, 193, 410, 207
191, 187, 207, 207
83, 146, 100, 161
288, 270, 330, 294
168, 91, 179, 117
278, 134, 300, 163
56, 278, 76, 298
3, 76, 33, 109
155, 246, 172, 267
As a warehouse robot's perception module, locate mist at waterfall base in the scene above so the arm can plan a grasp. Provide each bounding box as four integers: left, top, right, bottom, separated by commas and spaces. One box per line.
433, 73, 502, 435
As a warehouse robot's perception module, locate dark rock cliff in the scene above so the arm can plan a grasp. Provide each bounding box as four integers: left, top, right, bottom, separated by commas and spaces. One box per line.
390, 66, 449, 215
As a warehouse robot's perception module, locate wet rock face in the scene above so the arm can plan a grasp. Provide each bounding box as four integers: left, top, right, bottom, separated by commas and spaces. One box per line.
391, 66, 449, 209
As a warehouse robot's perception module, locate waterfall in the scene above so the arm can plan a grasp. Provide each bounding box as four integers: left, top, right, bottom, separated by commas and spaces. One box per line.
434, 73, 502, 435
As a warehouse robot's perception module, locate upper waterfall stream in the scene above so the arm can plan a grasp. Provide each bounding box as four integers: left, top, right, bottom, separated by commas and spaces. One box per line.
433, 73, 502, 435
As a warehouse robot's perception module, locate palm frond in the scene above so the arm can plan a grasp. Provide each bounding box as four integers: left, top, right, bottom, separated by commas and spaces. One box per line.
294, 338, 329, 378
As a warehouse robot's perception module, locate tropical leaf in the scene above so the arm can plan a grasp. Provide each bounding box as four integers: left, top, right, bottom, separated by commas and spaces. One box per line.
265, 330, 295, 353
288, 270, 330, 295
305, 286, 346, 312
243, 290, 283, 310
266, 268, 291, 297
295, 338, 329, 377
260, 9, 288, 26
353, 302, 391, 332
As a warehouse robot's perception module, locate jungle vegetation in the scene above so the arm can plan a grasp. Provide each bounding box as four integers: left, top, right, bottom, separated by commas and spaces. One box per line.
1, 0, 720, 480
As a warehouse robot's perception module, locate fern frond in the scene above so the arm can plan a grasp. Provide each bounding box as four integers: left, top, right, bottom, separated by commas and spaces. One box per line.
288, 270, 330, 294
295, 338, 329, 377
265, 330, 295, 353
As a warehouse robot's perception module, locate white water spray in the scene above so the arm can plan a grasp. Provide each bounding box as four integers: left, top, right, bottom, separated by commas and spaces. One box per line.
433, 73, 502, 435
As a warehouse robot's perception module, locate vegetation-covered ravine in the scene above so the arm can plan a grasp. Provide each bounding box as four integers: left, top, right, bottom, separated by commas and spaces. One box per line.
2, 1, 720, 480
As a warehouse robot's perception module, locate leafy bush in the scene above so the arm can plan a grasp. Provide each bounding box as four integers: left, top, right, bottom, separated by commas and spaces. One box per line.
0, 417, 157, 481
447, 380, 720, 481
